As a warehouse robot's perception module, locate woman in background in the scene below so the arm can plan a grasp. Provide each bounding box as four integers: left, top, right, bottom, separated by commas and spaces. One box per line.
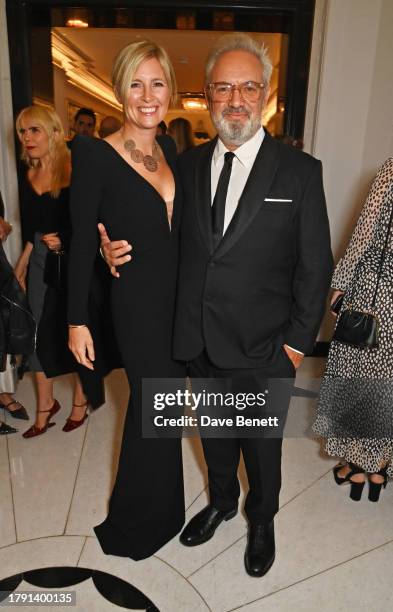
313, 158, 393, 501
168, 117, 195, 154
14, 106, 89, 438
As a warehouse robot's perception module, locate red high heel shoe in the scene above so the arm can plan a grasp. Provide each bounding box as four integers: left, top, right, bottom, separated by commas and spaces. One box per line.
22, 400, 60, 439
62, 401, 89, 432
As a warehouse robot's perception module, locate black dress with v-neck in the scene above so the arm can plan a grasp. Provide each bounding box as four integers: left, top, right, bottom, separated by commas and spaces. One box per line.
67, 135, 185, 560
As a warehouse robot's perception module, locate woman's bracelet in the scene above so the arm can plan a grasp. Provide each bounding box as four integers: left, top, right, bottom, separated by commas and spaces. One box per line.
68, 324, 87, 328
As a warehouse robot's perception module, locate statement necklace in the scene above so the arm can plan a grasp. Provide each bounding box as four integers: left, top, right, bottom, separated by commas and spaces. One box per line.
123, 138, 160, 172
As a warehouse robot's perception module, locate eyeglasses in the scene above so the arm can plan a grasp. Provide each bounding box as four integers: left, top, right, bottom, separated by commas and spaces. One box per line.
207, 81, 265, 102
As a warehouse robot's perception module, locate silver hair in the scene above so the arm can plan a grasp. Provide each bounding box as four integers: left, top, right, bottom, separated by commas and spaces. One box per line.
205, 33, 273, 87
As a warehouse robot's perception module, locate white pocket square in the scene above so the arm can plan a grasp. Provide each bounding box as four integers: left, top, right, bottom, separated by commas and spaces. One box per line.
264, 198, 293, 202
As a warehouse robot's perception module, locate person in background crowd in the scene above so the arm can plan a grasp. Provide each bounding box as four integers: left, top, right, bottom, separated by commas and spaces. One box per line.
156, 120, 167, 136
100, 33, 333, 577
67, 40, 185, 561
73, 107, 96, 137
67, 108, 96, 148
167, 117, 195, 154
313, 158, 393, 502
14, 105, 91, 438
0, 191, 25, 434
98, 116, 122, 139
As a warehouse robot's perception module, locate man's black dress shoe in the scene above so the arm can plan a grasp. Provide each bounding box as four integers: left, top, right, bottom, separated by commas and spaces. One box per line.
244, 521, 275, 577
180, 504, 237, 546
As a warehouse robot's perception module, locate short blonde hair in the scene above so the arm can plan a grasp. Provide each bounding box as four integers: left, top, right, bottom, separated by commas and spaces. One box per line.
112, 40, 177, 116
205, 33, 273, 87
16, 105, 70, 198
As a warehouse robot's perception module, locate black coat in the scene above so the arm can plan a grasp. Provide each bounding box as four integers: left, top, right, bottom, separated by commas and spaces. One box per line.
173, 132, 334, 367
0, 191, 36, 369
0, 244, 36, 370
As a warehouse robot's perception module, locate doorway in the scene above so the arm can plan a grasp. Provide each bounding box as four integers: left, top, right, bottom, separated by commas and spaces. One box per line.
7, 0, 315, 142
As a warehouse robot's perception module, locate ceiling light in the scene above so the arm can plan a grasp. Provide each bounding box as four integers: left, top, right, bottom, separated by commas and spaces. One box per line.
182, 98, 207, 111
66, 19, 89, 28
66, 8, 89, 28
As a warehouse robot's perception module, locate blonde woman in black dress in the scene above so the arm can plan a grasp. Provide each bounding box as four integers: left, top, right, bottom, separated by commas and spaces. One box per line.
68, 41, 185, 559
14, 106, 89, 438
313, 158, 393, 501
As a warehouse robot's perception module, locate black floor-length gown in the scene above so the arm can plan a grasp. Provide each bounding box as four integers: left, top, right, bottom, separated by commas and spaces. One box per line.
67, 135, 185, 560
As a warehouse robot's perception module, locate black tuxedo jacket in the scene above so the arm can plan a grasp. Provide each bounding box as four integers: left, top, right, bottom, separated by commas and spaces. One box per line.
173, 132, 333, 368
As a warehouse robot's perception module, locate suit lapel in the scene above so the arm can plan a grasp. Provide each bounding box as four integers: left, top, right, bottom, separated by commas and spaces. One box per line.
194, 137, 217, 254
214, 132, 280, 259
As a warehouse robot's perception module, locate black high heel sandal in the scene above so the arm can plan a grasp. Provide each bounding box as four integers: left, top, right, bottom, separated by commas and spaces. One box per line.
333, 462, 349, 485
368, 467, 388, 502
332, 462, 365, 500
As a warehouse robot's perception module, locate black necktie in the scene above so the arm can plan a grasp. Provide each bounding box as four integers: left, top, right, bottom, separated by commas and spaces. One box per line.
212, 151, 235, 249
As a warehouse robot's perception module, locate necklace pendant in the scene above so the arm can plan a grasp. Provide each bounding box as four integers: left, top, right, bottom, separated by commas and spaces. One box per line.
131, 149, 144, 163
143, 155, 158, 172
123, 137, 159, 170
124, 139, 136, 152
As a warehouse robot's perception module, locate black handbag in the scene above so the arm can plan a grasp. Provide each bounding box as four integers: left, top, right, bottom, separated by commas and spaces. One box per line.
333, 192, 393, 349
333, 308, 378, 349
44, 249, 67, 290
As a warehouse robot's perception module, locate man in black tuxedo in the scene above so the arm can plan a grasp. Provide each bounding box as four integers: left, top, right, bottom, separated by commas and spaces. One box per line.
99, 33, 333, 577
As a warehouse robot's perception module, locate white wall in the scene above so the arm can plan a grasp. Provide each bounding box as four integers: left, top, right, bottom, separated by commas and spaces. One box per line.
0, 0, 21, 264
311, 0, 393, 260
306, 0, 393, 339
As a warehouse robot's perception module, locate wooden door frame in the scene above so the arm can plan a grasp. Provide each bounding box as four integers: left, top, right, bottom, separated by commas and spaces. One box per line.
7, 0, 315, 138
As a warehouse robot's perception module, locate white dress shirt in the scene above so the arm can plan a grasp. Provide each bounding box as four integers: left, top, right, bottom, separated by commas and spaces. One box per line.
210, 126, 303, 356
211, 126, 265, 233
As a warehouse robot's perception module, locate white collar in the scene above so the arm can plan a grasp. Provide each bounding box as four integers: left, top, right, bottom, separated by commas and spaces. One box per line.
213, 126, 265, 169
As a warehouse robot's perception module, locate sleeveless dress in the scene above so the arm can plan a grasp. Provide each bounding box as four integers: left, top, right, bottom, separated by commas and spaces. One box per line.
20, 179, 75, 375
313, 158, 393, 476
67, 135, 185, 560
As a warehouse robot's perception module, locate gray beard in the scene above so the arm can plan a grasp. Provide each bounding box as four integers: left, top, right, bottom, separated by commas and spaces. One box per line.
212, 110, 261, 146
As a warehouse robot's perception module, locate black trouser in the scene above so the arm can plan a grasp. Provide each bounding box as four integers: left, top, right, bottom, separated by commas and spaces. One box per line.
188, 348, 295, 525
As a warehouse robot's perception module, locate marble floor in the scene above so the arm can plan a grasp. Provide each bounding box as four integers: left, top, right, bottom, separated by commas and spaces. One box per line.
0, 358, 392, 611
